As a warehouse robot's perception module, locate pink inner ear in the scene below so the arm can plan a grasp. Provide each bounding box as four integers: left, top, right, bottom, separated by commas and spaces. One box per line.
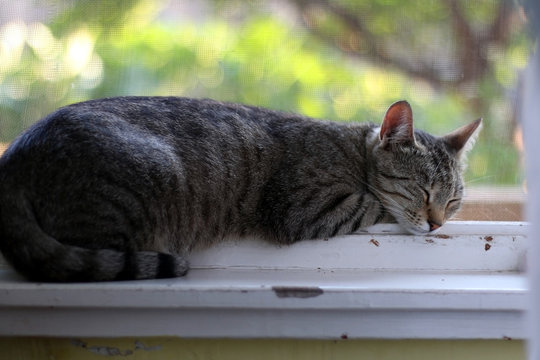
380, 100, 413, 141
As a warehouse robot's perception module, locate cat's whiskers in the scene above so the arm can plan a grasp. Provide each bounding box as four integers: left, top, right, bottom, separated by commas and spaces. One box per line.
464, 175, 495, 185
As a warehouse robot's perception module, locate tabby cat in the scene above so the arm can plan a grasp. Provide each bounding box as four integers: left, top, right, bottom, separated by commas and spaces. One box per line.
0, 97, 481, 282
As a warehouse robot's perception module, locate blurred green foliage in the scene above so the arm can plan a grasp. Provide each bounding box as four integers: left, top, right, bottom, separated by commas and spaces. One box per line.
0, 0, 532, 185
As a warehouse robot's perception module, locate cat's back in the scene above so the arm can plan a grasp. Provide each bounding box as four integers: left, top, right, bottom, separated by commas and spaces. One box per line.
0, 97, 293, 250
53, 96, 284, 137
0, 97, 273, 168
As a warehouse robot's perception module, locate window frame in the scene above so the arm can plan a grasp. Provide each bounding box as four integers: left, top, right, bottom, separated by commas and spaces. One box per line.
0, 221, 527, 339
0, 1, 531, 342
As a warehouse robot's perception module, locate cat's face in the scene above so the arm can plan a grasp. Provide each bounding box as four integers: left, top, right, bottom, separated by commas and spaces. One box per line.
373, 132, 465, 234
371, 101, 481, 234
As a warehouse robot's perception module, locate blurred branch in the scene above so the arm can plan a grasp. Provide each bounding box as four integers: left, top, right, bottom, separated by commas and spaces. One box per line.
444, 0, 485, 83
291, 0, 444, 87
291, 0, 517, 90
445, 0, 514, 85
488, 0, 513, 44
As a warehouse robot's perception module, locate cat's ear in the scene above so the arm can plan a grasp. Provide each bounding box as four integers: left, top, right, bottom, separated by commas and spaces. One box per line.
443, 118, 482, 157
379, 100, 415, 146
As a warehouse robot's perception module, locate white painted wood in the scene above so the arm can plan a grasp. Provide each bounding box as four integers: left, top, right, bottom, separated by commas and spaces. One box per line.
0, 221, 528, 272
524, 40, 540, 359
0, 221, 528, 339
0, 269, 526, 339
189, 221, 527, 272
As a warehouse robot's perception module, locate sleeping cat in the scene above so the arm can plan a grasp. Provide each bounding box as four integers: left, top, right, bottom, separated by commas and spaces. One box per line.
0, 97, 481, 282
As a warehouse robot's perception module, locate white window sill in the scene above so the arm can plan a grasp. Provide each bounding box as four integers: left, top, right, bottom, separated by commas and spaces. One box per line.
0, 221, 528, 340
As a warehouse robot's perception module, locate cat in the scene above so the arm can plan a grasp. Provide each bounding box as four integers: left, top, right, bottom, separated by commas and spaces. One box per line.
0, 97, 481, 282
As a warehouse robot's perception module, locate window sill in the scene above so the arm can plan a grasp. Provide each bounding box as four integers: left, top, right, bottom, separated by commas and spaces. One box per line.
0, 221, 528, 340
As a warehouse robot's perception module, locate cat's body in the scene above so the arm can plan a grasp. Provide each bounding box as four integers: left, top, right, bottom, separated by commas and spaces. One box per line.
0, 97, 481, 282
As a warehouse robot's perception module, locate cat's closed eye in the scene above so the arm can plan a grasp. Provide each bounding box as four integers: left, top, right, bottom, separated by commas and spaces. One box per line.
379, 172, 412, 181
446, 198, 461, 211
422, 189, 431, 204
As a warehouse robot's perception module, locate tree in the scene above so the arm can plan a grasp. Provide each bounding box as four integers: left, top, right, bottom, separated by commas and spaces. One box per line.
0, 0, 532, 184
290, 0, 516, 90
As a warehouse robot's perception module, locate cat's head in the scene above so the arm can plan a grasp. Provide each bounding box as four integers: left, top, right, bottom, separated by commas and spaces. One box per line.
371, 100, 481, 235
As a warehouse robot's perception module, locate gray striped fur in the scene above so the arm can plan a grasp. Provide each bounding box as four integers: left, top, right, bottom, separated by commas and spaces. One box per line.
0, 97, 481, 282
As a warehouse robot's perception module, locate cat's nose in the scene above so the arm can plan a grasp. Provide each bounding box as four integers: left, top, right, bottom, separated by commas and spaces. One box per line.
428, 221, 441, 232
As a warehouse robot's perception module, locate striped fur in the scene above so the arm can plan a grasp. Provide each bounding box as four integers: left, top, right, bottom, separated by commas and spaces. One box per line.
0, 98, 480, 282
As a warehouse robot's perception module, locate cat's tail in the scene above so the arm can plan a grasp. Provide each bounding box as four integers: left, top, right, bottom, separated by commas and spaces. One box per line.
0, 190, 189, 282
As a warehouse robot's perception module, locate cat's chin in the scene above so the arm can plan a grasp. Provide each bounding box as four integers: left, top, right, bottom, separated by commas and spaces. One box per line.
403, 228, 430, 235
400, 223, 441, 236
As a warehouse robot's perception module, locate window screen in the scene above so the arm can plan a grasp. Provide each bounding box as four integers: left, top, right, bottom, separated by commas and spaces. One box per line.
0, 0, 532, 221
